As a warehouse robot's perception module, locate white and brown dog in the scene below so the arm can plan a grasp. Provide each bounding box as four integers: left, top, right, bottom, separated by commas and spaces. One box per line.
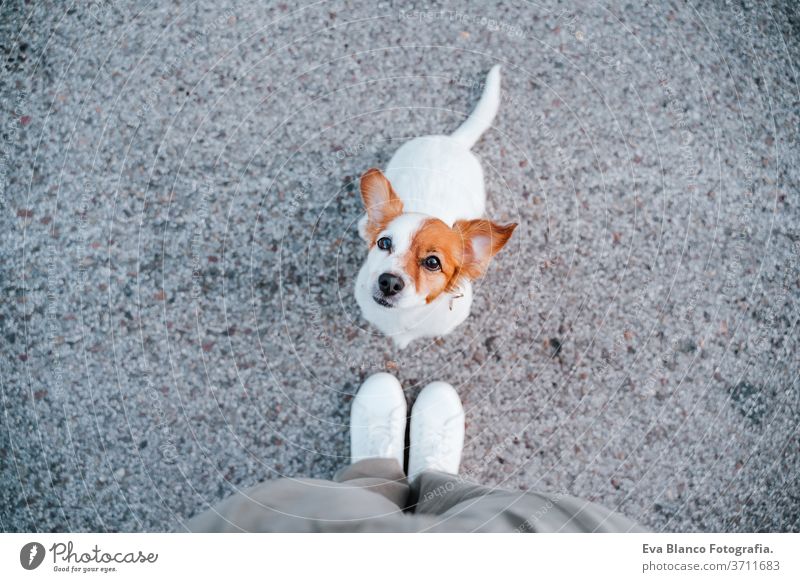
355, 66, 516, 348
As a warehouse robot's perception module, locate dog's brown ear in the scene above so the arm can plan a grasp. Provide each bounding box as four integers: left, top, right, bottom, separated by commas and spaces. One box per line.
453, 219, 517, 280
360, 168, 403, 243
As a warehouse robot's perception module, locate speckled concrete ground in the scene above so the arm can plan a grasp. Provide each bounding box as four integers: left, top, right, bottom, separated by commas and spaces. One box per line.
1, 0, 799, 532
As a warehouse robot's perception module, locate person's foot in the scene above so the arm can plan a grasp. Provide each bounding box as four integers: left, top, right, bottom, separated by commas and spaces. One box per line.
350, 373, 407, 467
408, 381, 465, 482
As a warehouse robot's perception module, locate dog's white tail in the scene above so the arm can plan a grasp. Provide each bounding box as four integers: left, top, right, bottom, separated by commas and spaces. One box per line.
450, 65, 502, 149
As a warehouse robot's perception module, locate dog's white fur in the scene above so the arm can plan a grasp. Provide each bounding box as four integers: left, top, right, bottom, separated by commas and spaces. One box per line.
355, 66, 506, 348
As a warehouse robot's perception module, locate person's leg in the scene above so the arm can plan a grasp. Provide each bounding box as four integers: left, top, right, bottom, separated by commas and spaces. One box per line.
185, 460, 410, 532
412, 471, 644, 532
187, 373, 413, 532
407, 381, 644, 532
339, 372, 409, 507
333, 457, 408, 508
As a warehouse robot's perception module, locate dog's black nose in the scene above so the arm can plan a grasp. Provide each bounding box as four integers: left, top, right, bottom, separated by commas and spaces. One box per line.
378, 273, 404, 297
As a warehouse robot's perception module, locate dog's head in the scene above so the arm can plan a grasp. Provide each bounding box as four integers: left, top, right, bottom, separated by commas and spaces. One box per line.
359, 168, 516, 309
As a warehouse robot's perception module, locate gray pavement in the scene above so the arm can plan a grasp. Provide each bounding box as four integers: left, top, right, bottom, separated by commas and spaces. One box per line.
1, 0, 799, 532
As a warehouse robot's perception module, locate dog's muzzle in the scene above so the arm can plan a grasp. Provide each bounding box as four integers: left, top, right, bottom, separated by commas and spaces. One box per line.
373, 295, 393, 308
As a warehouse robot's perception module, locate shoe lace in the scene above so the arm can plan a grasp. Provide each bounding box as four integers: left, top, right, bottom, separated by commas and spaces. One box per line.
365, 411, 404, 458
419, 419, 459, 470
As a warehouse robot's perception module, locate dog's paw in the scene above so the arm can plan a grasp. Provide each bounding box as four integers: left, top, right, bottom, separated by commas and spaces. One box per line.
392, 335, 413, 350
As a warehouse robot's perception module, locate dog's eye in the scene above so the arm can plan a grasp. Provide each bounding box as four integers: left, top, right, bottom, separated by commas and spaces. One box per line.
376, 237, 392, 251
422, 256, 441, 271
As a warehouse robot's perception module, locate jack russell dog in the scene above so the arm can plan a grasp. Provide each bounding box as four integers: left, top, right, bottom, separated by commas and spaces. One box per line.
355, 66, 516, 348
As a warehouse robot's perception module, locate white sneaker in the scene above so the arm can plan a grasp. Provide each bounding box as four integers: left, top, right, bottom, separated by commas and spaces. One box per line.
350, 373, 407, 467
408, 381, 465, 482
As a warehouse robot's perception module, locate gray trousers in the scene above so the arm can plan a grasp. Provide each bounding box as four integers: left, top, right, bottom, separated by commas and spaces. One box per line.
187, 459, 643, 532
